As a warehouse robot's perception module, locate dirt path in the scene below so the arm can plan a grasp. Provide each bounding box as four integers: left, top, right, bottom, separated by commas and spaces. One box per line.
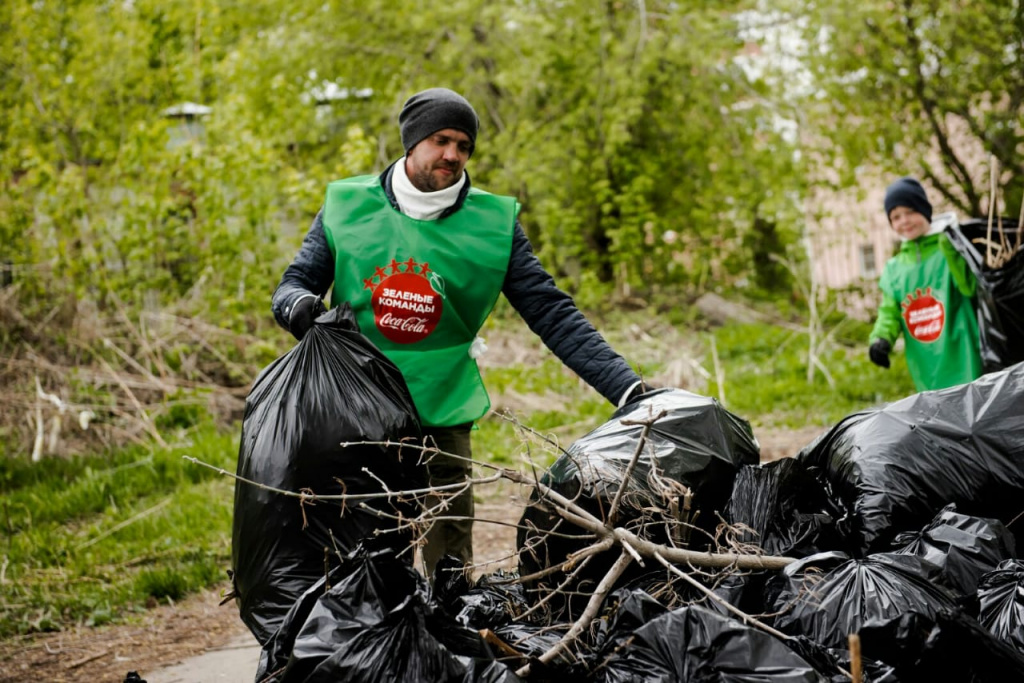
0, 426, 821, 682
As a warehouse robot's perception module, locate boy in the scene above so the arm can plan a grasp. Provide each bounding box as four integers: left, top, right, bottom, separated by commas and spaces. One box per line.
868, 177, 982, 391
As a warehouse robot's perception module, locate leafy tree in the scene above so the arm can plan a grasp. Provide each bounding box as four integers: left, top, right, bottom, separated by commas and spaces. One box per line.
786, 0, 1024, 214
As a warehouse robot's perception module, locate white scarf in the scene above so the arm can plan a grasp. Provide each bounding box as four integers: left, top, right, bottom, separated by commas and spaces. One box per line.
391, 156, 466, 221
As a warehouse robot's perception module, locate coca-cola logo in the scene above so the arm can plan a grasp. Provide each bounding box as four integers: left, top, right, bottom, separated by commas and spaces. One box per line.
902, 288, 944, 343
367, 259, 443, 343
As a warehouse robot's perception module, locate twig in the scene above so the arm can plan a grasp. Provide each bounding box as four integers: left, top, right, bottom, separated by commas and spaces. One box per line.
710, 335, 726, 405
987, 156, 997, 267
184, 455, 502, 503
652, 551, 789, 640
74, 498, 173, 551
65, 649, 110, 670
507, 467, 797, 570
849, 633, 863, 683
608, 411, 666, 525
516, 548, 634, 677
515, 539, 614, 622
96, 355, 168, 447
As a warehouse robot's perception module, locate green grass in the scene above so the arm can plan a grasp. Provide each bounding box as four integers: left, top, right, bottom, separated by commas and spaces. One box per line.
705, 322, 917, 430
0, 428, 238, 638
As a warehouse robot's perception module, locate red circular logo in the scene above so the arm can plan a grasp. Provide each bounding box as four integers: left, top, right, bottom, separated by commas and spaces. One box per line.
902, 290, 944, 343
372, 272, 442, 343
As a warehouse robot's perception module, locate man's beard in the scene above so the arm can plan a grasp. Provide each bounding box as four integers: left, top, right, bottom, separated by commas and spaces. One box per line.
411, 164, 459, 192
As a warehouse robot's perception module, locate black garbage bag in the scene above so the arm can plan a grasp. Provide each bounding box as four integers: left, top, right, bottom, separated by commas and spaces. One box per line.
785, 636, 900, 683
764, 551, 959, 650
945, 217, 1024, 373
300, 594, 520, 683
232, 305, 426, 644
516, 389, 759, 619
891, 504, 1016, 603
490, 622, 571, 661
725, 458, 843, 558
859, 607, 1024, 683
432, 556, 530, 631
588, 588, 669, 663
597, 605, 828, 682
256, 545, 518, 682
977, 558, 1024, 650
796, 363, 1024, 555
257, 544, 423, 681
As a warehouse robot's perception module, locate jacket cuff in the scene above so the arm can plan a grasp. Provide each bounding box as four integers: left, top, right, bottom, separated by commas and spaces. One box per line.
617, 380, 644, 407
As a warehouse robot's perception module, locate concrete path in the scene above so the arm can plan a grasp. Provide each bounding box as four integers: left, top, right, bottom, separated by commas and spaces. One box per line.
144, 633, 262, 682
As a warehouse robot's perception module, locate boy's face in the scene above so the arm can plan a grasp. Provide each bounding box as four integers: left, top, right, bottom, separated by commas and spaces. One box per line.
888, 206, 931, 240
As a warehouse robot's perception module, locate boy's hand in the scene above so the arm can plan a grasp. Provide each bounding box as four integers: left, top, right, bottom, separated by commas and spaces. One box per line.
869, 339, 891, 369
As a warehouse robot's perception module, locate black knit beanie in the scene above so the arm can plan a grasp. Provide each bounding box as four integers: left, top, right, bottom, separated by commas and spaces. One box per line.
883, 177, 932, 223
399, 88, 479, 155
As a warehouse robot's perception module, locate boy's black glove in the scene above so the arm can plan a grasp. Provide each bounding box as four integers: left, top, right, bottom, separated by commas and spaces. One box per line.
869, 339, 891, 369
288, 296, 327, 340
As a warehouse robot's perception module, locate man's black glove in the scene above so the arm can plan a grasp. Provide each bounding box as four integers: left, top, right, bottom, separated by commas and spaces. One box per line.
869, 339, 891, 369
288, 295, 327, 340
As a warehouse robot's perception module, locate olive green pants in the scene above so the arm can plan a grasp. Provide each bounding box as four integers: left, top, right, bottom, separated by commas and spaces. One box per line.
420, 424, 474, 579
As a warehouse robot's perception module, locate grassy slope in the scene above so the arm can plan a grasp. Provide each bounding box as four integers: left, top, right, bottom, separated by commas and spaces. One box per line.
0, 309, 918, 639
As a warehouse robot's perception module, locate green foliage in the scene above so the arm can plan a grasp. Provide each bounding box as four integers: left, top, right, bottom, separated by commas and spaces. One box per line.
785, 0, 1024, 214
0, 0, 806, 340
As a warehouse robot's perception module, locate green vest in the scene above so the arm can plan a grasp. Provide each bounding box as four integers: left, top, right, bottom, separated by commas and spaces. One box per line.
870, 232, 981, 391
322, 174, 517, 426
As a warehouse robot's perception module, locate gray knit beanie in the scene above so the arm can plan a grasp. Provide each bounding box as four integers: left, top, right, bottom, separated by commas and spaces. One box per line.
884, 177, 932, 222
399, 88, 479, 155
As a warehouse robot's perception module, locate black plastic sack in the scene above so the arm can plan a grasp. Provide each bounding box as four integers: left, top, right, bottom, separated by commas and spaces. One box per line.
859, 607, 1024, 683
945, 218, 1024, 373
300, 595, 519, 683
765, 551, 959, 650
977, 558, 1024, 650
597, 605, 828, 682
516, 389, 759, 619
583, 587, 671, 671
232, 306, 426, 644
725, 458, 843, 558
433, 556, 530, 631
257, 545, 423, 681
891, 504, 1015, 602
796, 363, 1024, 555
256, 545, 517, 683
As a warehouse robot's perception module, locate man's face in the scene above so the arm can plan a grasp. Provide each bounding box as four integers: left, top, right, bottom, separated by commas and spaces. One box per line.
405, 128, 472, 192
888, 206, 931, 240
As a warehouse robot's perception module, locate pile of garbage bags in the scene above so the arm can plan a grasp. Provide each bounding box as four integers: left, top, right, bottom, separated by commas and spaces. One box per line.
231, 304, 1024, 680
499, 365, 1024, 680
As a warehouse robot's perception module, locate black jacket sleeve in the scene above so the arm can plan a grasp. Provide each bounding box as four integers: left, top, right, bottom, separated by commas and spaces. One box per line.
502, 222, 641, 405
270, 208, 334, 330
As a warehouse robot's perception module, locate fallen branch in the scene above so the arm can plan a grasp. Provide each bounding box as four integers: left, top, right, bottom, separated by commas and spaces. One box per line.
516, 548, 634, 678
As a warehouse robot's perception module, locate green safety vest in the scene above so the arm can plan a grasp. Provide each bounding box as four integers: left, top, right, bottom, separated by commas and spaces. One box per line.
870, 232, 981, 392
322, 175, 517, 426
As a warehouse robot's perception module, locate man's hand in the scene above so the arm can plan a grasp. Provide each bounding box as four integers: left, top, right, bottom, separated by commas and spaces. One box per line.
869, 339, 891, 369
288, 295, 327, 340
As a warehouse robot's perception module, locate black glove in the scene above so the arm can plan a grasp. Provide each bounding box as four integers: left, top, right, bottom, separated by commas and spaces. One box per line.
869, 339, 891, 369
288, 295, 327, 340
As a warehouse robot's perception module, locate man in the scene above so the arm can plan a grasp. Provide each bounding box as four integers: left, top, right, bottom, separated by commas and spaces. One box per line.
272, 87, 645, 577
868, 176, 981, 391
